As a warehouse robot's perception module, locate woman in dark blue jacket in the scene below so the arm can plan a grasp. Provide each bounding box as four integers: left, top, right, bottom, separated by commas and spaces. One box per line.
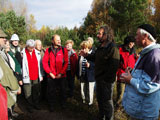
77, 41, 95, 105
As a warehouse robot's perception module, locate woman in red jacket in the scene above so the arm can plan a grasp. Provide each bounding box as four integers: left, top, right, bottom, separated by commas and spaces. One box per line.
0, 83, 8, 120
65, 40, 78, 98
116, 36, 138, 108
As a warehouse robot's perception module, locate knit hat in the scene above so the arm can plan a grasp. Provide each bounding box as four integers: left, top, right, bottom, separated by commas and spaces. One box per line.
26, 39, 35, 47
0, 29, 7, 38
124, 36, 135, 45
10, 34, 19, 41
138, 24, 156, 39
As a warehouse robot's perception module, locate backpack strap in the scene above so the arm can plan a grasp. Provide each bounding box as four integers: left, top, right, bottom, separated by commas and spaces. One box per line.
48, 46, 65, 67
48, 47, 52, 54
48, 46, 64, 55
48, 47, 52, 67
61, 46, 64, 55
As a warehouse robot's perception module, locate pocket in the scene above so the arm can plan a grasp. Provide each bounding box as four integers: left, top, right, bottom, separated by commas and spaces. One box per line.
125, 91, 142, 114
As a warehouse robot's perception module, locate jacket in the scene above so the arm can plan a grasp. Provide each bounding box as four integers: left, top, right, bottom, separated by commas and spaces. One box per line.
0, 55, 19, 108
42, 46, 68, 78
117, 46, 137, 81
10, 44, 22, 66
122, 43, 160, 119
0, 84, 8, 120
86, 41, 120, 83
21, 48, 43, 83
8, 51, 21, 74
77, 55, 95, 82
69, 49, 78, 77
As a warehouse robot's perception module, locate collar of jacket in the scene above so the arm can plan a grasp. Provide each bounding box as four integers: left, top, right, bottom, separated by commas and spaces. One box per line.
51, 43, 61, 49
70, 49, 76, 54
98, 41, 112, 49
0, 46, 3, 51
122, 45, 135, 55
140, 44, 160, 56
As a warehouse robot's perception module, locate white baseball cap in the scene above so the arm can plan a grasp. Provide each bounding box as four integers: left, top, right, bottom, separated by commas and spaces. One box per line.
10, 34, 19, 41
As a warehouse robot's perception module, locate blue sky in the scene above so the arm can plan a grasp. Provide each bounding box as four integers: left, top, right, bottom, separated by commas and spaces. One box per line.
25, 0, 93, 29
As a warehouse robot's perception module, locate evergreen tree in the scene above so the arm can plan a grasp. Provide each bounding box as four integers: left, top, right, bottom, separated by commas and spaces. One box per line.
79, 0, 111, 39
0, 10, 27, 43
152, 0, 160, 42
109, 0, 150, 37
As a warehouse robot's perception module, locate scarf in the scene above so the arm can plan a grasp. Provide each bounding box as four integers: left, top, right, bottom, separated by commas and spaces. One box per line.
25, 49, 38, 80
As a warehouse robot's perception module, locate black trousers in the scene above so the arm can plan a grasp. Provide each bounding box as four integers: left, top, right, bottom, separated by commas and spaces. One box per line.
66, 70, 75, 97
47, 77, 66, 107
23, 79, 41, 106
96, 81, 114, 120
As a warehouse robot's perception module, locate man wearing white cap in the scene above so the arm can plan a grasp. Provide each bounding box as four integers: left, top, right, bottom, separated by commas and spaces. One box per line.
10, 34, 22, 65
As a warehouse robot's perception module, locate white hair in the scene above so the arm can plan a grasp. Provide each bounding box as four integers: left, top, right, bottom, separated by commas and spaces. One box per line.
139, 29, 156, 43
26, 39, 35, 47
87, 37, 94, 44
35, 39, 42, 45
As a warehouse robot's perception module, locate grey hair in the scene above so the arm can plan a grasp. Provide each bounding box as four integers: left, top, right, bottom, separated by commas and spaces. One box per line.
26, 39, 35, 47
139, 29, 156, 43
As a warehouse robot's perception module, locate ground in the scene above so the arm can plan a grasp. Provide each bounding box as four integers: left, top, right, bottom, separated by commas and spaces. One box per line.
14, 80, 98, 120
13, 80, 160, 120
14, 96, 97, 120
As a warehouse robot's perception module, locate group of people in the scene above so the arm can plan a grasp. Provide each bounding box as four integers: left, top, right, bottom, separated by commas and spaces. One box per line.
0, 23, 160, 120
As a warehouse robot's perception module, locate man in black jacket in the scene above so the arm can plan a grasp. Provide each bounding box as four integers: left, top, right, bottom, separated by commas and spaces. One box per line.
80, 25, 120, 120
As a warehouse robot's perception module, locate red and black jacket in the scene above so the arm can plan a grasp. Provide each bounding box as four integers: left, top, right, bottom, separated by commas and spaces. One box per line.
69, 49, 78, 77
117, 46, 138, 81
42, 46, 68, 78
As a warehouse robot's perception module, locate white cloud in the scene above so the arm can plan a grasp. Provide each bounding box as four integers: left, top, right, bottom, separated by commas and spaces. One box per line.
26, 0, 93, 29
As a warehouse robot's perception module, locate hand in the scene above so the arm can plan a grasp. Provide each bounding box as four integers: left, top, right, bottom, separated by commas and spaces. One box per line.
86, 62, 90, 68
136, 53, 140, 58
125, 67, 132, 73
120, 71, 132, 84
79, 50, 88, 57
40, 77, 43, 81
19, 81, 23, 85
49, 72, 56, 79
17, 87, 21, 95
56, 74, 62, 79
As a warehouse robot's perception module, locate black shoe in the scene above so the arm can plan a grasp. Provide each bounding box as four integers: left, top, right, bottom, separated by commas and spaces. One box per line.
34, 105, 41, 110
27, 105, 34, 113
27, 108, 34, 113
61, 104, 66, 109
49, 107, 54, 112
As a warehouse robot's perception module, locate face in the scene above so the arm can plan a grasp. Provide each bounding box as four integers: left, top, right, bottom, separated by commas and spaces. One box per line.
135, 29, 144, 47
27, 46, 34, 52
35, 41, 42, 51
128, 42, 135, 49
82, 47, 89, 53
5, 41, 10, 51
65, 43, 72, 51
12, 40, 19, 47
52, 36, 61, 46
97, 28, 106, 43
0, 37, 6, 47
